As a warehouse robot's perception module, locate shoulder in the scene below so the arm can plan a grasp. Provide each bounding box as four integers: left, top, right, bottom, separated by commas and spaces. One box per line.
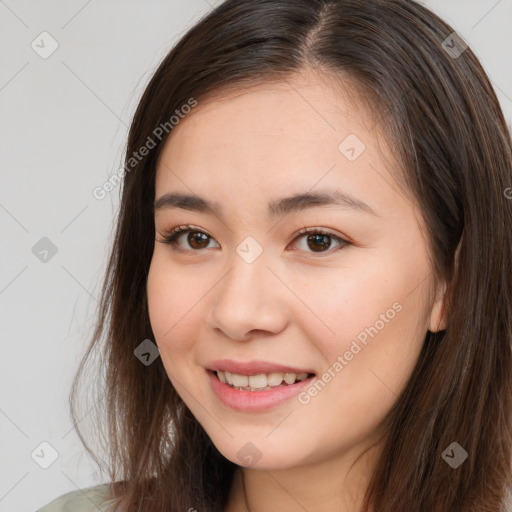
36, 483, 117, 512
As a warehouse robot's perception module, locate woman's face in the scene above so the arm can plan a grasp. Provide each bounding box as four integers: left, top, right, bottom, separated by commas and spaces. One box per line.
147, 69, 446, 471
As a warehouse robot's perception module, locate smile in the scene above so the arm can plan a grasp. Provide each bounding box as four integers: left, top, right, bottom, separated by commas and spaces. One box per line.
216, 370, 312, 391
207, 369, 317, 411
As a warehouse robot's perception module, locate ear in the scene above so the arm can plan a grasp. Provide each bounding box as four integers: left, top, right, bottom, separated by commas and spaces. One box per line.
428, 279, 448, 332
428, 236, 462, 333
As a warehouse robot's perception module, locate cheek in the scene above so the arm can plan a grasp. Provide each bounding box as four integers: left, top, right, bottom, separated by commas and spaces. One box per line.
291, 249, 430, 392
287, 260, 429, 457
146, 251, 204, 351
288, 255, 406, 355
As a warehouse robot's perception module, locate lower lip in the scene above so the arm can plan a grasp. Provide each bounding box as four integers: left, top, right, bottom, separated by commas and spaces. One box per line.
207, 370, 315, 412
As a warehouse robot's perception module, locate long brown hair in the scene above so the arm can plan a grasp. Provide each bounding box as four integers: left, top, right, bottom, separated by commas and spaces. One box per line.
70, 1, 512, 510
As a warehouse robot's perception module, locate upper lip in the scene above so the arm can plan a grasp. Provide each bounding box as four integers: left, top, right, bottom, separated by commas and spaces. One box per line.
205, 359, 315, 376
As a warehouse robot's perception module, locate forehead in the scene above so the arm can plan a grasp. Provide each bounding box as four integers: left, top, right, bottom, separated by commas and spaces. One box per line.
154, 70, 406, 218
159, 70, 373, 157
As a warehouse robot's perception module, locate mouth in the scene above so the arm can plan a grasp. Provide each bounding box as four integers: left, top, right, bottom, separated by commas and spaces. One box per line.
209, 369, 316, 391
206, 366, 317, 411
204, 359, 317, 410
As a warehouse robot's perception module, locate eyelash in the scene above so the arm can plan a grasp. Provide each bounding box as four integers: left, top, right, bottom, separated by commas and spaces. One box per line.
157, 224, 350, 255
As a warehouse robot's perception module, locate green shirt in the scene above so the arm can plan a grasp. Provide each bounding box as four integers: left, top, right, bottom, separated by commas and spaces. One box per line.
36, 484, 118, 512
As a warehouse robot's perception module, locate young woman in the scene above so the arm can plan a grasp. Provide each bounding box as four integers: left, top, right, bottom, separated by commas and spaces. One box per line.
37, 0, 512, 511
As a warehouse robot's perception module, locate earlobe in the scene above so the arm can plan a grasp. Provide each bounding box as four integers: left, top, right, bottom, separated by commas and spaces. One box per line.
429, 280, 448, 332
429, 234, 462, 333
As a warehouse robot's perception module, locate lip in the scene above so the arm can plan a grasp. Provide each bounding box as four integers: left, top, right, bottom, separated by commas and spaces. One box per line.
207, 369, 316, 412
205, 359, 315, 376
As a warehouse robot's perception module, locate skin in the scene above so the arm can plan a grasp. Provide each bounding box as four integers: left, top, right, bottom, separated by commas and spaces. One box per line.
146, 67, 447, 512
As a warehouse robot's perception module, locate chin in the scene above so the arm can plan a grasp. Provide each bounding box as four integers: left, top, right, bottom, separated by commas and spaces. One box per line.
203, 427, 311, 470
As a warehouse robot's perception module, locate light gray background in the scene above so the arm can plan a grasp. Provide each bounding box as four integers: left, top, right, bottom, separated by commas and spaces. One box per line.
1, 1, 511, 511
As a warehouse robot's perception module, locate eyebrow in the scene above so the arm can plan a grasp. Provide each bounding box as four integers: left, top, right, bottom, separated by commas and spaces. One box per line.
153, 189, 378, 219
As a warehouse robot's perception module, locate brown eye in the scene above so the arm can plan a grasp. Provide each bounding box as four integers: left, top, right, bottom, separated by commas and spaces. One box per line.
159, 225, 218, 251
292, 228, 350, 254
305, 233, 332, 252
186, 231, 210, 249
158, 225, 350, 255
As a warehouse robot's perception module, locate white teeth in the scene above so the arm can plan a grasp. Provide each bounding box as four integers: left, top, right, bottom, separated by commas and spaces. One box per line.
248, 374, 267, 388
231, 374, 249, 387
215, 370, 312, 390
267, 372, 284, 386
284, 372, 296, 384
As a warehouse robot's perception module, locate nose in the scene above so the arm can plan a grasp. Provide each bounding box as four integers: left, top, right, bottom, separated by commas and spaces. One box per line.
207, 250, 289, 341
